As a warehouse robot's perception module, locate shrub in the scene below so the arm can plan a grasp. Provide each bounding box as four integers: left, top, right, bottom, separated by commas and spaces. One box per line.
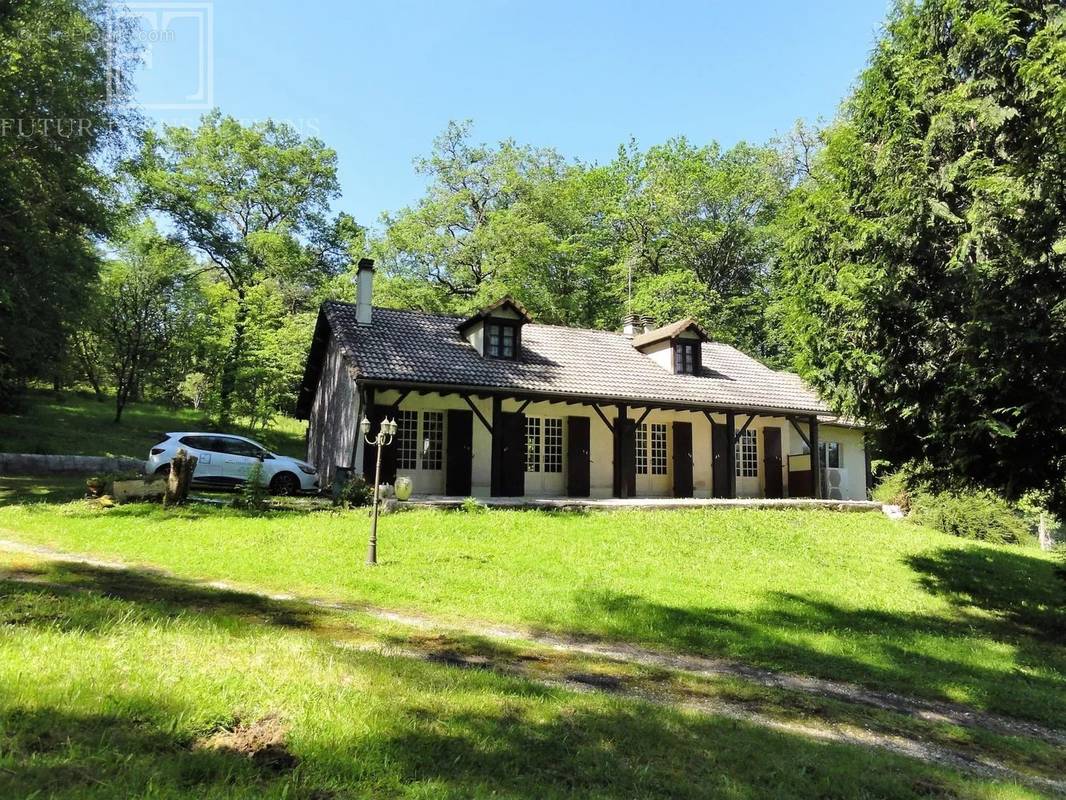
909, 489, 1030, 546
459, 496, 485, 514
232, 461, 269, 511
336, 474, 372, 508
876, 468, 1032, 545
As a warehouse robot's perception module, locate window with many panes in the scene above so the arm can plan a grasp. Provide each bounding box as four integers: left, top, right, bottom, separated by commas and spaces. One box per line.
396, 410, 443, 471
650, 423, 668, 475
525, 417, 541, 472
395, 410, 419, 469
421, 412, 444, 470
486, 322, 517, 359
673, 341, 700, 374
525, 416, 563, 473
635, 423, 648, 474
736, 429, 758, 477
543, 418, 563, 473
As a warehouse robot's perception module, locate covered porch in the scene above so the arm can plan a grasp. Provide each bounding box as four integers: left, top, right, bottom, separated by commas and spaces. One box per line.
352, 381, 866, 502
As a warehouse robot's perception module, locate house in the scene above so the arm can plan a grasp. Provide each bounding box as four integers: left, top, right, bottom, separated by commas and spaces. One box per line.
296, 259, 870, 501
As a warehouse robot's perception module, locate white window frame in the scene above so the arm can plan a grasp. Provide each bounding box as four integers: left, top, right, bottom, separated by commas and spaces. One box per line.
635, 423, 648, 475
396, 410, 444, 471
650, 423, 668, 476
525, 416, 564, 474
736, 429, 758, 478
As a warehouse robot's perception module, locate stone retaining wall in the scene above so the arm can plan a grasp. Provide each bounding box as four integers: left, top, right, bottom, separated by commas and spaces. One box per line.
0, 453, 145, 476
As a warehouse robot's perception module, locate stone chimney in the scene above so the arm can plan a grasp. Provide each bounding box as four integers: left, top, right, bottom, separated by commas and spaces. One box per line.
622, 312, 641, 337
641, 314, 657, 333
355, 258, 374, 326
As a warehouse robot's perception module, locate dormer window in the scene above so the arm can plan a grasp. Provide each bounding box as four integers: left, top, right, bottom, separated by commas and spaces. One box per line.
674, 341, 701, 374
631, 317, 710, 374
456, 296, 533, 359
486, 321, 518, 359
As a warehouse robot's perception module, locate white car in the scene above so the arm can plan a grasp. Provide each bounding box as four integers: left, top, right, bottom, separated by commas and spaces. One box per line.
147, 432, 319, 495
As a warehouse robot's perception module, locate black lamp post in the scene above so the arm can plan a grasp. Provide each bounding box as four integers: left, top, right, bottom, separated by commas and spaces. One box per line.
360, 415, 396, 565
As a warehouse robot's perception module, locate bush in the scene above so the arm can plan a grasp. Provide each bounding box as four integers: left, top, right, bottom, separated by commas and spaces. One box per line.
336, 474, 372, 508
910, 489, 1030, 546
459, 496, 485, 514
232, 461, 269, 511
876, 469, 1032, 545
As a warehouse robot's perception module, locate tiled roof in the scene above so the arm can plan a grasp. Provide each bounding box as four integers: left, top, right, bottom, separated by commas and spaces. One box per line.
317, 301, 842, 417
630, 317, 709, 349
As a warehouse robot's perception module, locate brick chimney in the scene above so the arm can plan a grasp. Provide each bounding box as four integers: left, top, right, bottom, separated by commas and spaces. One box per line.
355, 258, 374, 326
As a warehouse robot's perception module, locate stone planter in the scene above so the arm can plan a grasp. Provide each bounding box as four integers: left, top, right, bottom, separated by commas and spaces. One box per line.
394, 476, 413, 501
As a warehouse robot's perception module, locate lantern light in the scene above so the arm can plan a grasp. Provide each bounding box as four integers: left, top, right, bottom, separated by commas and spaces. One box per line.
360, 416, 371, 436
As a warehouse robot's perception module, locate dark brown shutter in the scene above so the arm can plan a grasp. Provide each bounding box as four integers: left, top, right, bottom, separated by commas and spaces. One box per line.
566, 416, 591, 497
672, 421, 693, 497
446, 409, 473, 496
763, 427, 783, 498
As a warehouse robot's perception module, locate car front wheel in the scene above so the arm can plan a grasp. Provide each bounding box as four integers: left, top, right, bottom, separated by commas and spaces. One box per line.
269, 471, 301, 496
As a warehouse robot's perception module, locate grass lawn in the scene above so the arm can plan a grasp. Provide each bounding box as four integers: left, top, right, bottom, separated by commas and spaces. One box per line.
0, 488, 1063, 731
0, 550, 1050, 799
0, 388, 306, 458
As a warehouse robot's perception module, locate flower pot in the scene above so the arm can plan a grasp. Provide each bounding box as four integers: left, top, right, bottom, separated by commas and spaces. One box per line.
394, 476, 413, 501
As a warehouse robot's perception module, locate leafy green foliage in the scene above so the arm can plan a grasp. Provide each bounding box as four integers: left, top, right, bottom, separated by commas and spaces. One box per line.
129, 111, 363, 424
776, 0, 1066, 513
336, 474, 372, 508
0, 0, 137, 407
232, 460, 269, 511
378, 122, 792, 359
909, 488, 1031, 546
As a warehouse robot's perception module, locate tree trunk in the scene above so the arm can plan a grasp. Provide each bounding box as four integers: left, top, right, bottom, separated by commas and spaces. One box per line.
218, 286, 248, 427
1039, 512, 1057, 551
164, 450, 198, 506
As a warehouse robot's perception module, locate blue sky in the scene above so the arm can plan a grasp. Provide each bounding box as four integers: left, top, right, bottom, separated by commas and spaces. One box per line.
132, 0, 891, 227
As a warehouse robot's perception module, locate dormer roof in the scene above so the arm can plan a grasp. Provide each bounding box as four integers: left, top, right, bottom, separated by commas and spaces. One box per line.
631, 318, 710, 350
455, 296, 534, 333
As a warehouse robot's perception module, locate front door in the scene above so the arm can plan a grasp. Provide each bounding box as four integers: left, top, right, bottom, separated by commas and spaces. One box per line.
445, 409, 473, 496
220, 436, 266, 484
711, 424, 731, 498
672, 421, 693, 497
566, 416, 590, 497
492, 411, 526, 496
763, 427, 783, 498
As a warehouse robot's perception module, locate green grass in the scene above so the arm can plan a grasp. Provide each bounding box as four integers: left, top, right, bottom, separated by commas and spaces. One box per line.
0, 389, 306, 458
0, 551, 1048, 799
0, 492, 1062, 731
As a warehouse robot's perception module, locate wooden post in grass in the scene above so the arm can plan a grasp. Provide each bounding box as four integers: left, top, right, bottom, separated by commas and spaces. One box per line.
1039, 512, 1056, 551
164, 449, 198, 506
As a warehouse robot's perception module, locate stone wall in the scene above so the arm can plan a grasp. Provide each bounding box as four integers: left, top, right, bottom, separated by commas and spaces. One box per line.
0, 453, 145, 475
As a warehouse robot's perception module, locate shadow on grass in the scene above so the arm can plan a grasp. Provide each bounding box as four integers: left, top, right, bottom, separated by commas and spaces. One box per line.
0, 562, 320, 633
330, 693, 971, 799
567, 545, 1066, 727
0, 704, 279, 800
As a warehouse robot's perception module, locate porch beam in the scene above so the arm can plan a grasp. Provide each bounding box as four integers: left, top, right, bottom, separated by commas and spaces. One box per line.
589, 404, 614, 433
701, 410, 716, 427
734, 414, 756, 443
515, 399, 532, 415
357, 378, 827, 420
634, 407, 653, 428
787, 416, 811, 450
461, 394, 492, 435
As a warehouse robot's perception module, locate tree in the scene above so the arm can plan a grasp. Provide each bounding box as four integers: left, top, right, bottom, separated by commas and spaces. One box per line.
379, 120, 568, 302
130, 111, 357, 424
0, 0, 137, 408
75, 223, 193, 422
776, 0, 1066, 513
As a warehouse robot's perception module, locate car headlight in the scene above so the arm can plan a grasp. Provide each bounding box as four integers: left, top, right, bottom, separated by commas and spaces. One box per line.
298, 464, 317, 475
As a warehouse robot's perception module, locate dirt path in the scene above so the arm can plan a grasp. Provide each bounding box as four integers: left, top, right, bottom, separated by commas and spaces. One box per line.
2, 535, 1065, 794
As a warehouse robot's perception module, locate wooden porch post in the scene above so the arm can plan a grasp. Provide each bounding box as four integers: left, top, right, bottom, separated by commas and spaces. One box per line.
490, 396, 503, 496
809, 415, 822, 499
613, 403, 634, 498
725, 411, 737, 498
